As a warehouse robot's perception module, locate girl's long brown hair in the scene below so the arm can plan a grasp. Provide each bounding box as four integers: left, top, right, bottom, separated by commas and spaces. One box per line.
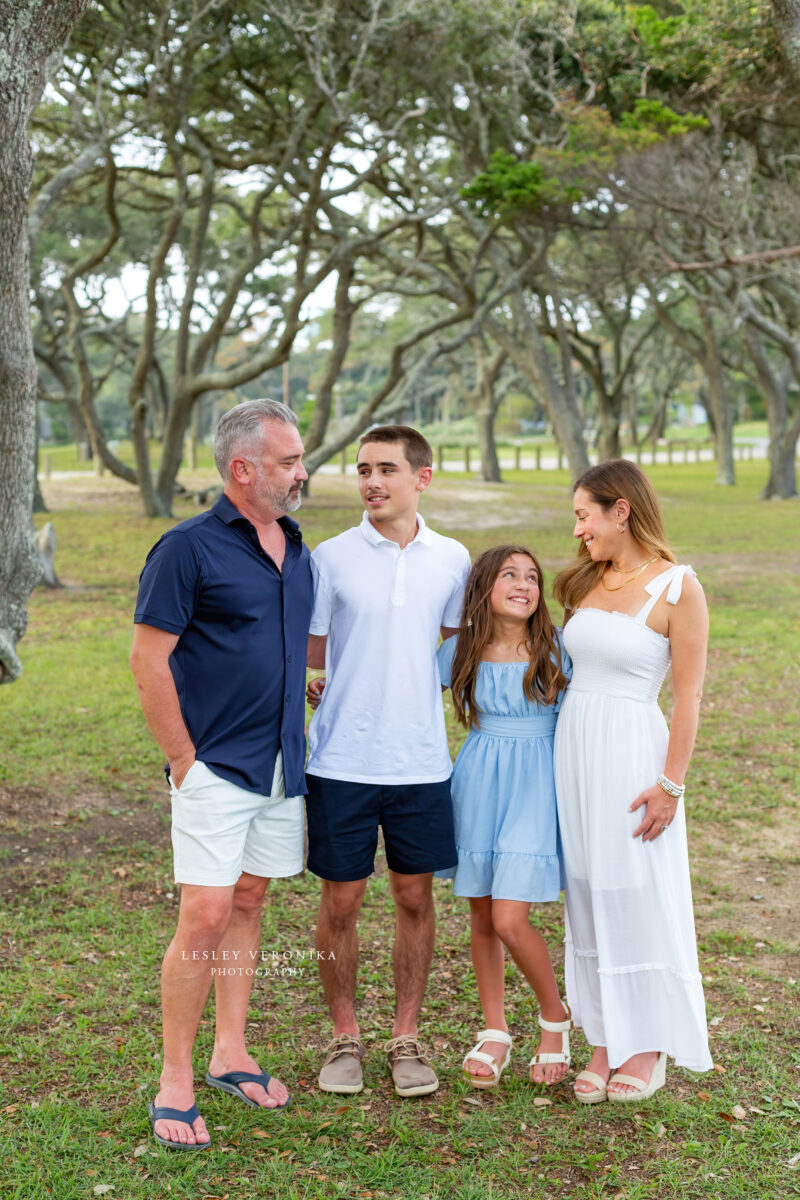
450, 545, 568, 730
553, 459, 676, 614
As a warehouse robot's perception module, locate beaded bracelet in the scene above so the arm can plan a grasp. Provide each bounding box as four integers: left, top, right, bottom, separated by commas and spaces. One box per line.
657, 774, 686, 798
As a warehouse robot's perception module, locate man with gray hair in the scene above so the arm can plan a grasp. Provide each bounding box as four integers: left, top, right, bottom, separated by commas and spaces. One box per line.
131, 399, 312, 1150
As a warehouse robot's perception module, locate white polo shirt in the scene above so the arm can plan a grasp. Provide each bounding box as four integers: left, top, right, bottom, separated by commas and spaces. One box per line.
306, 511, 470, 784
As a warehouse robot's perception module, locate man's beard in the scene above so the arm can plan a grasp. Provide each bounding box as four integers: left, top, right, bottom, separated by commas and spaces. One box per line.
258, 476, 302, 513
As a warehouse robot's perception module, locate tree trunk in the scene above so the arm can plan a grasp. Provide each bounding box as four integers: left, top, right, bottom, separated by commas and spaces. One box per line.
597, 416, 622, 462
0, 80, 42, 680
773, 0, 800, 79
33, 413, 48, 513
742, 320, 799, 498
0, 2, 91, 680
700, 309, 736, 485
476, 409, 501, 482
490, 301, 589, 480
761, 430, 800, 498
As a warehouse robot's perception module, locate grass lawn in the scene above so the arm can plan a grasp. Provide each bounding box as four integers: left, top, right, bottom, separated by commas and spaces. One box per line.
1, 462, 799, 1199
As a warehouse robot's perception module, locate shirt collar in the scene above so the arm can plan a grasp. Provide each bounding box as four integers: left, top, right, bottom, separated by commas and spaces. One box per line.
358, 509, 433, 547
213, 492, 302, 542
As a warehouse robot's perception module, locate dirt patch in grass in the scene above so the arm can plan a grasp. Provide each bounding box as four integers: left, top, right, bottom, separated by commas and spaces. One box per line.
0, 784, 168, 902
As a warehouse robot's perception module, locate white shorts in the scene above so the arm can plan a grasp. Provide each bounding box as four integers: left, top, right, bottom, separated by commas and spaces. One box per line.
169, 753, 304, 886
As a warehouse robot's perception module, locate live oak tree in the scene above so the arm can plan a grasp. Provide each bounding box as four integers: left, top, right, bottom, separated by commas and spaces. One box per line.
30, 0, 507, 514
0, 0, 90, 684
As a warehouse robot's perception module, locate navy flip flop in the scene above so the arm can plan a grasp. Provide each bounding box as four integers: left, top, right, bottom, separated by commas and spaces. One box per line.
205, 1067, 291, 1110
148, 1102, 211, 1151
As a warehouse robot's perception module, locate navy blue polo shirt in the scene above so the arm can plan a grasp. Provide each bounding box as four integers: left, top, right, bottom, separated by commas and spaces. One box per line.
134, 493, 312, 797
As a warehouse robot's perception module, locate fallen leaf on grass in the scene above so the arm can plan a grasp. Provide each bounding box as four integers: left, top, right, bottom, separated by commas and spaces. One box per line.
3, 1105, 19, 1114
462, 1097, 481, 1106
712, 1063, 726, 1074
709, 1016, 723, 1026
92, 1188, 114, 1196
251, 1130, 271, 1139
697, 1091, 712, 1102
656, 1123, 667, 1138
717, 1112, 736, 1123
749, 1107, 765, 1115
731, 1105, 747, 1120
787, 1153, 800, 1168
533, 1098, 552, 1108
132, 1145, 148, 1158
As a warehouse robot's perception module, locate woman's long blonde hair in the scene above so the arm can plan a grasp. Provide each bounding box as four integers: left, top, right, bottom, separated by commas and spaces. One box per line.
553, 459, 676, 613
450, 544, 567, 729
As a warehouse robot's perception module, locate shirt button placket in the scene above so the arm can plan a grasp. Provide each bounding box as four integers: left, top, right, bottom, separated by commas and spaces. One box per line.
391, 547, 405, 607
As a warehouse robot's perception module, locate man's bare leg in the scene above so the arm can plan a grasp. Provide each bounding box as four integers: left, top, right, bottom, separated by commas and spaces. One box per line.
316, 878, 369, 1034
388, 871, 435, 1037
207, 872, 288, 1108
153, 883, 235, 1147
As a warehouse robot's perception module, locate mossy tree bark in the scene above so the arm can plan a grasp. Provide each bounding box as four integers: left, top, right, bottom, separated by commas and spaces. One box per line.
0, 0, 90, 682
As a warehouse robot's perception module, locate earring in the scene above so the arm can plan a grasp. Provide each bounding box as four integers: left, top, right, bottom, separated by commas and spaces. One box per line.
616, 522, 626, 533
465, 618, 473, 627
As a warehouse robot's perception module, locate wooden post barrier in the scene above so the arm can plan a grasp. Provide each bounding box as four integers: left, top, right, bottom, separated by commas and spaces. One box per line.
535, 446, 541, 470
464, 445, 471, 472
43, 454, 52, 479
557, 448, 564, 471
514, 444, 521, 470
438, 445, 445, 472
340, 449, 347, 474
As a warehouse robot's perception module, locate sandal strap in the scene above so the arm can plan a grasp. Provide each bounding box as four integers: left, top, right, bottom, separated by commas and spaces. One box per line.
608, 1072, 646, 1091
463, 1049, 502, 1071
537, 1009, 573, 1034
474, 1028, 513, 1047
574, 1070, 607, 1091
529, 1051, 569, 1066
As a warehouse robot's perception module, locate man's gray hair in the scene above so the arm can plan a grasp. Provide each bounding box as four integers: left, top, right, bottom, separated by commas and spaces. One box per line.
213, 398, 298, 481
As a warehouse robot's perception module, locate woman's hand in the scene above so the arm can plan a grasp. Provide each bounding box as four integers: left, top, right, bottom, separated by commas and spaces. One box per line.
306, 676, 326, 710
629, 784, 679, 842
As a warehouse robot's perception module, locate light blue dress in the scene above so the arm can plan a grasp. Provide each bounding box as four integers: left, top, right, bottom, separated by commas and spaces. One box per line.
437, 635, 570, 902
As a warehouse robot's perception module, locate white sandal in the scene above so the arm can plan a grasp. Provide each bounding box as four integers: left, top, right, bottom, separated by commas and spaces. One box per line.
608, 1051, 666, 1103
528, 1002, 573, 1085
573, 1069, 608, 1104
462, 1028, 512, 1090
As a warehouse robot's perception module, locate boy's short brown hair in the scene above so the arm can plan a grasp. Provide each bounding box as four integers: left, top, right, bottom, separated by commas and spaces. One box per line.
358, 425, 433, 471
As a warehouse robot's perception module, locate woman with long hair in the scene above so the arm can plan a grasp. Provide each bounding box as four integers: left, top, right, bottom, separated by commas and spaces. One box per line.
553, 459, 711, 1103
437, 544, 572, 1089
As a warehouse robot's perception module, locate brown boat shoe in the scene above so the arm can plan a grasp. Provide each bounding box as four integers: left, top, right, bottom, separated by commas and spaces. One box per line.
384, 1034, 439, 1098
318, 1033, 366, 1095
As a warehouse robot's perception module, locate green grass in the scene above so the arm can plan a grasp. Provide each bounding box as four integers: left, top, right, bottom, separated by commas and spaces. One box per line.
1, 461, 799, 1199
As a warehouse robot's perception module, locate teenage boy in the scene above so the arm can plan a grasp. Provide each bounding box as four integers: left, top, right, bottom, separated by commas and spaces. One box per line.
305, 425, 470, 1097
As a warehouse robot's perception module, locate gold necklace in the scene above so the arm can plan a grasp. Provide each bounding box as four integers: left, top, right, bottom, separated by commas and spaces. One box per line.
601, 556, 657, 591
610, 556, 655, 574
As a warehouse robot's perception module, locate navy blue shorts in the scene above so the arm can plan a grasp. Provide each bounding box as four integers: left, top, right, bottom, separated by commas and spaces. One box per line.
305, 774, 458, 882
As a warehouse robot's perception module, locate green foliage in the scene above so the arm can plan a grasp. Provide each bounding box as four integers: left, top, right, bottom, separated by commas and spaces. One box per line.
462, 99, 707, 221
461, 151, 584, 219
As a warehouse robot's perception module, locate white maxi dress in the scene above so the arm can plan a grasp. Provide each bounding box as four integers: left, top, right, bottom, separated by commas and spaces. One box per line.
553, 565, 712, 1072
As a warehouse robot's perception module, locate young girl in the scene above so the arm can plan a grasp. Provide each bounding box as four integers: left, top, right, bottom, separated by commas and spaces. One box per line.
437, 544, 572, 1089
